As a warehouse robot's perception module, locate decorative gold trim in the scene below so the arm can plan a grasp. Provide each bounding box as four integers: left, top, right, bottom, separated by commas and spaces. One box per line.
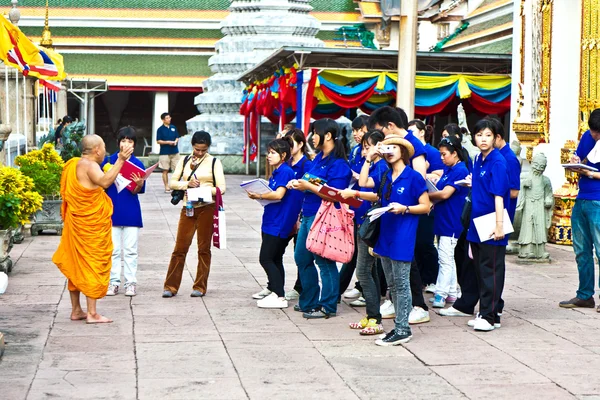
520, 0, 526, 84
512, 121, 545, 146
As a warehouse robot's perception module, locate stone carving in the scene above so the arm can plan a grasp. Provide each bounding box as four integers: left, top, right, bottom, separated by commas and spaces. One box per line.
456, 104, 479, 160
0, 229, 13, 273
31, 199, 63, 236
187, 0, 324, 155
510, 140, 523, 168
517, 153, 553, 260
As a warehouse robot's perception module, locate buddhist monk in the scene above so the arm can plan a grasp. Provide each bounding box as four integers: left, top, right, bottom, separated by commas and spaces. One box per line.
53, 134, 134, 323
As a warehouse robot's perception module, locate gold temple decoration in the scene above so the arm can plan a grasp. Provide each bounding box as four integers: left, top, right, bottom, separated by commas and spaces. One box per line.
40, 0, 53, 49
548, 140, 579, 245
579, 0, 599, 139
513, 0, 553, 146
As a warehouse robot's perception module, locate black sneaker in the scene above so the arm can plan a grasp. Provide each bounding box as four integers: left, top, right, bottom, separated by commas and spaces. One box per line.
378, 329, 396, 340
494, 314, 501, 329
303, 309, 336, 319
375, 330, 412, 346
293, 304, 303, 312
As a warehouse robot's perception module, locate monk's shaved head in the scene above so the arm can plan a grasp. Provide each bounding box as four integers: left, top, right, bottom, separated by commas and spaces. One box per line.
81, 134, 104, 155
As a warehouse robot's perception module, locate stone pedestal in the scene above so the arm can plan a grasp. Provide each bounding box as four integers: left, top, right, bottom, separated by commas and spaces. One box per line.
0, 229, 13, 273
31, 199, 63, 236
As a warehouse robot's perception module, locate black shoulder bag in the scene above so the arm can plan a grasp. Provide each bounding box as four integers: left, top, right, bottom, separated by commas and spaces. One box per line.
358, 172, 389, 248
170, 155, 202, 205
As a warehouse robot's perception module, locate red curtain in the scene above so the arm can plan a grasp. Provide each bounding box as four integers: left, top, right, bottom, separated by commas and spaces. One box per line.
467, 92, 511, 115
320, 83, 377, 109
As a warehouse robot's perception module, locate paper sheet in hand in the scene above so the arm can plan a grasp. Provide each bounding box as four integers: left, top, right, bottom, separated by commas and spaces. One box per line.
472, 209, 514, 242
114, 174, 132, 193
426, 179, 439, 192
187, 187, 213, 203
561, 163, 599, 172
455, 179, 471, 187
239, 179, 280, 206
586, 139, 600, 163
367, 205, 393, 222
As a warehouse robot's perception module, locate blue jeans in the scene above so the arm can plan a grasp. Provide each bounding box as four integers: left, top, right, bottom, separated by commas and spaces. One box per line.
294, 215, 340, 314
572, 199, 600, 300
380, 257, 412, 336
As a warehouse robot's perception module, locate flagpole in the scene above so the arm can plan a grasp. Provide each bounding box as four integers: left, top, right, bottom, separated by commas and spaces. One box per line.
15, 69, 20, 156
44, 85, 48, 135
4, 66, 8, 125
23, 74, 27, 153
35, 82, 39, 144
52, 90, 56, 125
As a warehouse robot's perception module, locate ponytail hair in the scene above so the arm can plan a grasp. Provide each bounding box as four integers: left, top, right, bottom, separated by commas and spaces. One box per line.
313, 118, 348, 160
443, 123, 463, 140
284, 128, 310, 158
361, 129, 385, 146
408, 119, 434, 144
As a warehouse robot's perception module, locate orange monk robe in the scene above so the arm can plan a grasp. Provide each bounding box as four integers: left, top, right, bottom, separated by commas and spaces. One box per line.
52, 158, 114, 299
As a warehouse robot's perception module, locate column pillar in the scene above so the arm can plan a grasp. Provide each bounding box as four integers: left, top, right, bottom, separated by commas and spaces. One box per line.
152, 91, 169, 154
87, 96, 95, 135
56, 88, 67, 118
396, 0, 418, 119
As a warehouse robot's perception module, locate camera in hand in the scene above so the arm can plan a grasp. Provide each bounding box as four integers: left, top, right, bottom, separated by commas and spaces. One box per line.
170, 190, 185, 205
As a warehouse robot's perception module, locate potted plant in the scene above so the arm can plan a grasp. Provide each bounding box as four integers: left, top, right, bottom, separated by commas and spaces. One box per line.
0, 166, 43, 272
59, 121, 85, 162
15, 143, 64, 236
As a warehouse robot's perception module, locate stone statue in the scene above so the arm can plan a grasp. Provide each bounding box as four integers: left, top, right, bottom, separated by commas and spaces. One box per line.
456, 104, 480, 160
517, 153, 553, 260
511, 140, 523, 168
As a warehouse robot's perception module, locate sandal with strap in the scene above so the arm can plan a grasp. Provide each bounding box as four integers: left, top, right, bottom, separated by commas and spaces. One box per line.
349, 317, 369, 330
359, 323, 384, 336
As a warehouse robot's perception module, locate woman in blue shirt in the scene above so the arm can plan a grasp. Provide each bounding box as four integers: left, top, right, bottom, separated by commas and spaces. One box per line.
367, 135, 430, 346
247, 139, 296, 309
288, 119, 352, 319
101, 127, 147, 297
283, 128, 313, 301
341, 130, 389, 335
427, 136, 469, 308
466, 118, 510, 332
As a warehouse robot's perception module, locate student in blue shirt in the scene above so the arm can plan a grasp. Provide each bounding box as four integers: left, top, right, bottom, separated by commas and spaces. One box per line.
427, 136, 469, 308
560, 109, 600, 310
247, 139, 296, 309
102, 127, 147, 297
365, 136, 430, 346
288, 118, 352, 319
492, 120, 521, 222
156, 112, 181, 193
442, 123, 473, 172
409, 119, 444, 179
340, 130, 389, 335
340, 115, 370, 301
369, 107, 431, 324
283, 128, 313, 301
465, 118, 510, 332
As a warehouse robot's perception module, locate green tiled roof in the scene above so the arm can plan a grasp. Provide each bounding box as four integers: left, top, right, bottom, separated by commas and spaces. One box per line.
21, 0, 356, 12
63, 54, 212, 76
460, 38, 512, 54
21, 26, 223, 39
463, 13, 512, 35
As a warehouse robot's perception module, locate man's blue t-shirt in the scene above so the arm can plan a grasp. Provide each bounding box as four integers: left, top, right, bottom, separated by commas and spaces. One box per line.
577, 130, 600, 200
372, 167, 427, 262
262, 163, 296, 238
434, 161, 469, 238
301, 153, 351, 218
499, 144, 522, 221
404, 131, 426, 161
157, 125, 179, 155
101, 154, 145, 228
282, 156, 313, 237
425, 143, 444, 173
354, 159, 389, 223
467, 149, 510, 246
349, 144, 365, 191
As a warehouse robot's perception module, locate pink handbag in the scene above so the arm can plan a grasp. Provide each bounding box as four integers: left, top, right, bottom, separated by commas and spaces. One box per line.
306, 200, 355, 263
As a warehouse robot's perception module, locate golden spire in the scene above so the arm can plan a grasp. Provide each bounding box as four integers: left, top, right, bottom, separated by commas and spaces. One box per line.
40, 0, 53, 49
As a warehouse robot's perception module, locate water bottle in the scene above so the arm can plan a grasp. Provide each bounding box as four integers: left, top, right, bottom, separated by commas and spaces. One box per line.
185, 200, 194, 217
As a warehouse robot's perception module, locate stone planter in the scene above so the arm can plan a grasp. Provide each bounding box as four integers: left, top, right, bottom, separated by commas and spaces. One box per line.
31, 198, 63, 236
11, 224, 24, 244
0, 229, 13, 273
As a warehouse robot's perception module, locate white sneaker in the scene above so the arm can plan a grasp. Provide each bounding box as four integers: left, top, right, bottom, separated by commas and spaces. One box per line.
257, 292, 288, 309
106, 284, 119, 296
284, 289, 299, 300
252, 288, 272, 300
409, 306, 430, 324
349, 297, 366, 307
124, 283, 137, 297
380, 300, 395, 319
440, 306, 472, 317
468, 313, 501, 328
473, 318, 495, 332
424, 284, 436, 294
343, 288, 361, 299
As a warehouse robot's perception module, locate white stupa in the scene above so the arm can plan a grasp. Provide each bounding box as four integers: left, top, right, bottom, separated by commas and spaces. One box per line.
186, 0, 324, 155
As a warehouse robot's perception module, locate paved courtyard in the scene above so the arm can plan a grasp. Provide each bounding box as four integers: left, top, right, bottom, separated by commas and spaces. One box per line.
1, 174, 600, 399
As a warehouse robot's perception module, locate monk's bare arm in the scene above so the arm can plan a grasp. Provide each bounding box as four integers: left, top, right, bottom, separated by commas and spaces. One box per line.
87, 158, 126, 189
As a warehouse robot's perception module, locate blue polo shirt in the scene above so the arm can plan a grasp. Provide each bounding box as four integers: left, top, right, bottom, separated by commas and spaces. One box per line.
280, 156, 312, 237
301, 152, 352, 218
499, 144, 522, 221
349, 144, 365, 190
404, 131, 426, 161
577, 130, 600, 200
425, 143, 444, 173
434, 161, 469, 238
354, 159, 389, 223
157, 125, 179, 155
262, 163, 295, 238
372, 167, 427, 262
101, 154, 145, 228
467, 149, 510, 246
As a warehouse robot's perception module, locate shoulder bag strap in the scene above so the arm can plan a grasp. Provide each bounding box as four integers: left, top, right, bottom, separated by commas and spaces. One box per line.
211, 157, 217, 187
375, 171, 388, 206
